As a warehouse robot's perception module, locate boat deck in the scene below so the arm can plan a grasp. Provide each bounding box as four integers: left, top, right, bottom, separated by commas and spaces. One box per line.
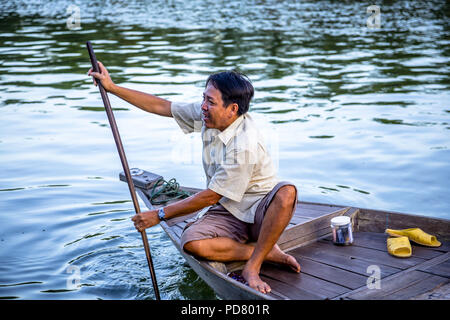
164, 199, 449, 300
260, 232, 449, 300
132, 178, 449, 300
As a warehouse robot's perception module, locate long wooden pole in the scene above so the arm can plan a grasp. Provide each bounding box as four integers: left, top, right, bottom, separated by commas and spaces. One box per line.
86, 41, 161, 300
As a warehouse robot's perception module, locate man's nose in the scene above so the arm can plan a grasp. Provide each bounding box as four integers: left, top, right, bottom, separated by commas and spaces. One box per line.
201, 100, 208, 110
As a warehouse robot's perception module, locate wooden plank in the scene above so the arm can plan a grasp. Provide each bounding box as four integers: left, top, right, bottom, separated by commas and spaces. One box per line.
171, 224, 183, 240
289, 215, 311, 225
174, 220, 188, 230
295, 257, 368, 290
280, 226, 331, 251
345, 270, 423, 299
265, 289, 289, 300
322, 232, 443, 260
294, 207, 336, 219
260, 275, 325, 300
417, 259, 450, 278
410, 282, 450, 300
119, 170, 163, 190
166, 211, 199, 227
436, 242, 450, 252
345, 270, 448, 300
358, 208, 450, 242
315, 239, 426, 270
260, 263, 350, 299
277, 207, 352, 249
294, 203, 346, 218
291, 242, 401, 278
390, 273, 449, 300
281, 207, 359, 251
334, 252, 450, 300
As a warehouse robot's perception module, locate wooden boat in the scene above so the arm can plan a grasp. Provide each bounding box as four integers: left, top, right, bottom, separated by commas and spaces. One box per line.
124, 169, 450, 300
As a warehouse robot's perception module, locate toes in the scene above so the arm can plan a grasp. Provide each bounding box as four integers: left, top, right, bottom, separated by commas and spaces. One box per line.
242, 270, 272, 294
287, 255, 301, 273
262, 283, 271, 294
254, 281, 271, 294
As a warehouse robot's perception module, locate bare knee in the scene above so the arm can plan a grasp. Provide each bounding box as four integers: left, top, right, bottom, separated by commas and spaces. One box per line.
183, 240, 203, 256
183, 240, 214, 260
274, 185, 297, 210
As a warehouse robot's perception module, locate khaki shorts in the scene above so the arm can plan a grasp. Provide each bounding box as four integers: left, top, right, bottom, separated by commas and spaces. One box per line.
180, 182, 297, 250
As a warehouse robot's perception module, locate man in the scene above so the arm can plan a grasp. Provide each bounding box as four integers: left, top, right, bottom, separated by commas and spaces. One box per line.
88, 62, 300, 294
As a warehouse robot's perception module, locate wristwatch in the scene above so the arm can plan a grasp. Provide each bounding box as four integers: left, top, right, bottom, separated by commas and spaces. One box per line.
157, 207, 166, 221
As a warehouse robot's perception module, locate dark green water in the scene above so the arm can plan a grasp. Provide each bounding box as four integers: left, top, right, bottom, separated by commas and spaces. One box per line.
0, 0, 449, 299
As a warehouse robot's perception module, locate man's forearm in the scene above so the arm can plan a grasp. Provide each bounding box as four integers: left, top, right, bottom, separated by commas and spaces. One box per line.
163, 189, 222, 220
109, 84, 172, 117
132, 189, 221, 232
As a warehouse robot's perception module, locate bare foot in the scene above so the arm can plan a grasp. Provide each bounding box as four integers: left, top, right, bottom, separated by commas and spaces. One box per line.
241, 266, 271, 294
241, 245, 301, 294
266, 244, 301, 273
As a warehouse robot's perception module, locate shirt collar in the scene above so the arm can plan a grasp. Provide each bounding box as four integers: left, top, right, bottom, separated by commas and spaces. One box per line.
217, 114, 245, 145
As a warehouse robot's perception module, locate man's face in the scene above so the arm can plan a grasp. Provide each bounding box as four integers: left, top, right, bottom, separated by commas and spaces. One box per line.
201, 83, 237, 131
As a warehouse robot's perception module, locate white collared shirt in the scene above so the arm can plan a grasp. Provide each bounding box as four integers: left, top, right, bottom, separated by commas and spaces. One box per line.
171, 101, 278, 223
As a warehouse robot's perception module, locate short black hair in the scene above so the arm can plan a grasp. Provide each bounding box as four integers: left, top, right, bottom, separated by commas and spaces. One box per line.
205, 70, 254, 116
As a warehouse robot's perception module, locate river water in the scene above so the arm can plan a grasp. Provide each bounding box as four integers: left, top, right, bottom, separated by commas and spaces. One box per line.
0, 0, 449, 300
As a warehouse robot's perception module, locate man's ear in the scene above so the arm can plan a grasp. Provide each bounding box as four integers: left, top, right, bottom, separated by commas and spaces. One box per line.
229, 103, 239, 116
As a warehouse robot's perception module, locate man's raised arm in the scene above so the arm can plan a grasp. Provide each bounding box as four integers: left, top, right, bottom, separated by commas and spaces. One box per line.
88, 61, 172, 117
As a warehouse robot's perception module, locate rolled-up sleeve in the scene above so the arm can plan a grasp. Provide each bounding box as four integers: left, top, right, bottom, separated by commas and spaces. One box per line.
171, 102, 202, 134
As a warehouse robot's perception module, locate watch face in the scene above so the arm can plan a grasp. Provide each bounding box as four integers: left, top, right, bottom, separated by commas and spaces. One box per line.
158, 208, 165, 220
